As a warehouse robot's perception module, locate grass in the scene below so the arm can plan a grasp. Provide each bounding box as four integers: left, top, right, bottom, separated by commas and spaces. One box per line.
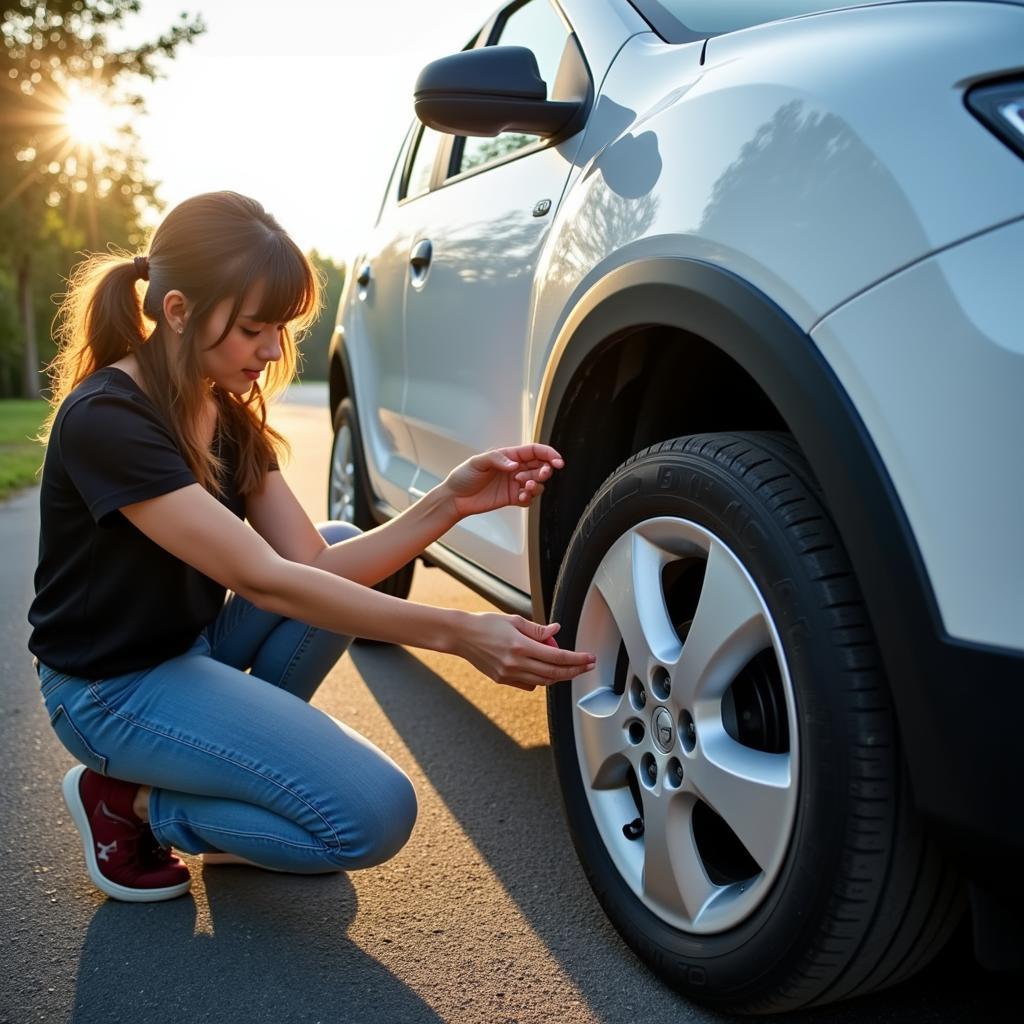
0, 399, 48, 500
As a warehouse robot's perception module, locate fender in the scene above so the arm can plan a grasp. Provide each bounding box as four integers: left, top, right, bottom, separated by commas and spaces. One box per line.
528, 256, 1024, 861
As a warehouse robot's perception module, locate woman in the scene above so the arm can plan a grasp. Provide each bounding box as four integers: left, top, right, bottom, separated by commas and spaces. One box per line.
28, 191, 595, 903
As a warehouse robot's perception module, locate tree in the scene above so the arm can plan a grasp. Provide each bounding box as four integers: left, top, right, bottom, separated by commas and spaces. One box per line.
300, 251, 346, 382
0, 1, 204, 396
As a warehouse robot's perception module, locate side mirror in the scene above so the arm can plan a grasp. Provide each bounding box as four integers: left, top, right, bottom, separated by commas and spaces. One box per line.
414, 45, 583, 139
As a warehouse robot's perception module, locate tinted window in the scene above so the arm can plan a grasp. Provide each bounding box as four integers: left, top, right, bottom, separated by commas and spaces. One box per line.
403, 125, 444, 199
633, 1, 916, 39
455, 0, 569, 176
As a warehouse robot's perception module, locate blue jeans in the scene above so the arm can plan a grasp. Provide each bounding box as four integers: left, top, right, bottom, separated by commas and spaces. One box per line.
38, 522, 417, 873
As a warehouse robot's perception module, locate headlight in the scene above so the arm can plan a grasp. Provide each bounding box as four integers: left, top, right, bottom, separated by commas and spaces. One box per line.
967, 79, 1024, 159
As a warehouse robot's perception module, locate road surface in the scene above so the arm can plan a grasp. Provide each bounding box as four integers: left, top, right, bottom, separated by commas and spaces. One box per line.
0, 383, 1014, 1023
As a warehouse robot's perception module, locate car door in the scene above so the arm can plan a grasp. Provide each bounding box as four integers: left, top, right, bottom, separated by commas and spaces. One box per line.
340, 126, 429, 512
401, 0, 590, 590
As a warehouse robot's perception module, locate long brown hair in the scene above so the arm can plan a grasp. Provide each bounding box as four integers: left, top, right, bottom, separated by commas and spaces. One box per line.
42, 191, 322, 495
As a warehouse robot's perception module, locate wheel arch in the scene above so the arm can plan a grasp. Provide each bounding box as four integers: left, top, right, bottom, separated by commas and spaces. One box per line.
528, 257, 918, 630
328, 326, 352, 421
526, 257, 1024, 865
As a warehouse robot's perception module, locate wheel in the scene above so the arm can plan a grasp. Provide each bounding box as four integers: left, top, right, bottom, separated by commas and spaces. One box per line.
547, 432, 963, 1014
328, 398, 414, 601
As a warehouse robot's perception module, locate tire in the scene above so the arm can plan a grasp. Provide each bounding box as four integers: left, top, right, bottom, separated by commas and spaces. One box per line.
547, 432, 963, 1014
328, 398, 415, 601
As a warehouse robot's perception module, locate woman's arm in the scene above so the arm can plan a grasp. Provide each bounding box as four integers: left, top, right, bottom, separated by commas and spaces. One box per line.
245, 468, 458, 588
246, 445, 562, 589
122, 483, 595, 689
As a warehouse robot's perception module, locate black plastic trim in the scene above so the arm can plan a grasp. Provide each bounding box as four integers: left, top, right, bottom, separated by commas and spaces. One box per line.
327, 324, 350, 418
965, 76, 1024, 160
625, 0, 704, 43
528, 256, 1024, 868
412, 1, 593, 187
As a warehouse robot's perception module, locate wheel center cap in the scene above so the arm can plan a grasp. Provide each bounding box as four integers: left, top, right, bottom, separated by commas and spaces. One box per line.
652, 707, 674, 753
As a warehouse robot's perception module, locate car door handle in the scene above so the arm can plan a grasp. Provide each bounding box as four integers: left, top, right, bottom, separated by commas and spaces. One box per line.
409, 239, 433, 270
356, 262, 371, 287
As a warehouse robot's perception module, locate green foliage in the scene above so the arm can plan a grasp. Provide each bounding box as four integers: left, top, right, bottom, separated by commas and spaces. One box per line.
0, 265, 20, 394
0, 1, 204, 396
298, 250, 346, 382
0, 397, 45, 498
461, 133, 534, 173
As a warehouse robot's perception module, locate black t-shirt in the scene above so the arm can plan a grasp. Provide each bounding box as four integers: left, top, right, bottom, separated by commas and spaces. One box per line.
28, 366, 247, 679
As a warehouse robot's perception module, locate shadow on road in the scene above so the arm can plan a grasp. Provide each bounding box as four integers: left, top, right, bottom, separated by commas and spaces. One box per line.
72, 869, 442, 1024
351, 642, 739, 1024
350, 644, 1018, 1024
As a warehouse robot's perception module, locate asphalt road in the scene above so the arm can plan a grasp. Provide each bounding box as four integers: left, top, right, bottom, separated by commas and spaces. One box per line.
1, 383, 1016, 1023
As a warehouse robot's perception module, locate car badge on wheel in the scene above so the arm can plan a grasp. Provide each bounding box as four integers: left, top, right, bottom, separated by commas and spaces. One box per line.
653, 707, 675, 752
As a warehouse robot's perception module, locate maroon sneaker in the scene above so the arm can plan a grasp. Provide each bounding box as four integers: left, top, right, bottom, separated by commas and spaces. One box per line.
62, 765, 191, 902
139, 825, 190, 874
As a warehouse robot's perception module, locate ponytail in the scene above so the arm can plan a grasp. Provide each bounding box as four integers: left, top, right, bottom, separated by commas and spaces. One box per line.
41, 249, 149, 443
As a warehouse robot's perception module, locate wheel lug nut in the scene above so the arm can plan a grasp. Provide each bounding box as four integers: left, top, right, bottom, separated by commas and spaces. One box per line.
640, 752, 658, 787
680, 709, 696, 753
630, 677, 647, 710
651, 666, 671, 701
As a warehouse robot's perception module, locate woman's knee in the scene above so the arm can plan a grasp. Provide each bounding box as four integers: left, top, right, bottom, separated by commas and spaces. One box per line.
317, 520, 361, 545
324, 767, 418, 870
367, 769, 418, 865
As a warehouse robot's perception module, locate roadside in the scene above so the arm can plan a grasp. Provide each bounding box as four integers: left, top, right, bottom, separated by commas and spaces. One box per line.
0, 380, 327, 504
0, 399, 46, 501
278, 378, 329, 408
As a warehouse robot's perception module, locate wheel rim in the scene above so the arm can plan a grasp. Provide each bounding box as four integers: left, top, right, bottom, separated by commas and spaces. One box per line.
328, 422, 357, 523
572, 516, 799, 935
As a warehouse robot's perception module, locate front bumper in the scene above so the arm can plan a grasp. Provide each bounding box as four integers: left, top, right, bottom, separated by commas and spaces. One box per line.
812, 217, 1024, 878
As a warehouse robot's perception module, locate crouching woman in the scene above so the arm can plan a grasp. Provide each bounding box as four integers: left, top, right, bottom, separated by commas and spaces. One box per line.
28, 191, 594, 902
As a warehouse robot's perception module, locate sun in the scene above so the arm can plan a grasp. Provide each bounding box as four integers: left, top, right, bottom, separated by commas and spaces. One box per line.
62, 87, 119, 151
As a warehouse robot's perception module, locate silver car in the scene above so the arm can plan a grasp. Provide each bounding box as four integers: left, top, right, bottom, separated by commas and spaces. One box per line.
328, 0, 1024, 1012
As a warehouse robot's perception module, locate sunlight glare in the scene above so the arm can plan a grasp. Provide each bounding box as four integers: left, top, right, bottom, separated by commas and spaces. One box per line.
63, 89, 118, 150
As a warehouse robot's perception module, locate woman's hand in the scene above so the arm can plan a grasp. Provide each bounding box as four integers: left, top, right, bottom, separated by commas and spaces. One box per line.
453, 614, 596, 691
441, 443, 565, 520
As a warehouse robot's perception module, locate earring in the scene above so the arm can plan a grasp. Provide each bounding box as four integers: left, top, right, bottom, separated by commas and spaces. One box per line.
177, 326, 184, 335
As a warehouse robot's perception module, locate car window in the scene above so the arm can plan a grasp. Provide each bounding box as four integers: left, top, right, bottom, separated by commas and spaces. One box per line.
631, 1, 919, 40
379, 127, 412, 216
402, 124, 445, 200
453, 0, 570, 177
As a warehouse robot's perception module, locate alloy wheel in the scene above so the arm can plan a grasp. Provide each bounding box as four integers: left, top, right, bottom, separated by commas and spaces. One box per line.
572, 516, 799, 934
329, 422, 357, 523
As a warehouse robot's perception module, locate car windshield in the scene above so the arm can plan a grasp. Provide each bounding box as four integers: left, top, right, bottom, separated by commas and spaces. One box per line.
634, 0, 936, 38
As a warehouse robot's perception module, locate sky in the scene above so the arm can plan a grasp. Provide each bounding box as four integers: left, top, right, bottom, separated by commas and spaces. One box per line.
110, 0, 499, 265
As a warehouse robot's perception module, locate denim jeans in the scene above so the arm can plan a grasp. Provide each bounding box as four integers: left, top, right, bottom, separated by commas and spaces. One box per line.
38, 522, 417, 873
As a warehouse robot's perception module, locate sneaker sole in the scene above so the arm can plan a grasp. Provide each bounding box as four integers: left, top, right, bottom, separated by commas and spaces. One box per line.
200, 851, 288, 872
62, 766, 192, 903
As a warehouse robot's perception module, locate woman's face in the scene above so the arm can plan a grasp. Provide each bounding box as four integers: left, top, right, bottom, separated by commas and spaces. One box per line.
195, 288, 285, 395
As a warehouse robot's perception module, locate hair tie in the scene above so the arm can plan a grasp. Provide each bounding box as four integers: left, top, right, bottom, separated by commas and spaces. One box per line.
133, 255, 150, 282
